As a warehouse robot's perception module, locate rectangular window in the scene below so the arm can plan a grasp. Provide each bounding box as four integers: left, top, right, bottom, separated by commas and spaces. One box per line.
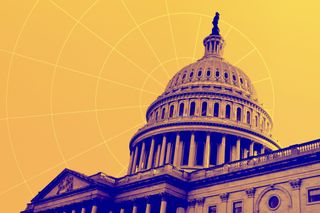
308, 188, 320, 203
233, 201, 243, 213
208, 205, 217, 213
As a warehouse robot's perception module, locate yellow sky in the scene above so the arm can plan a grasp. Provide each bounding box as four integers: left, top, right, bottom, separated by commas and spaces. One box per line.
1, 1, 320, 212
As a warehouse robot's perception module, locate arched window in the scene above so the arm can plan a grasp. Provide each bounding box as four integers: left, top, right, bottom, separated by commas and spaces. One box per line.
155, 111, 159, 121
236, 107, 242, 122
190, 102, 196, 116
214, 103, 219, 117
179, 103, 184, 117
169, 105, 174, 118
255, 115, 258, 127
161, 108, 166, 119
246, 111, 251, 124
197, 70, 202, 77
225, 105, 231, 119
201, 102, 208, 116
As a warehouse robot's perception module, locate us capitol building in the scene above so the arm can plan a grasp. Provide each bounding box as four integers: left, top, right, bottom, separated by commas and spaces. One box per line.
22, 13, 320, 213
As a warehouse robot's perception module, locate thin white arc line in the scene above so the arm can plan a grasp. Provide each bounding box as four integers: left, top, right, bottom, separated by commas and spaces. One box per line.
192, 17, 203, 61
0, 122, 144, 197
223, 25, 233, 39
165, 0, 180, 70
0, 49, 159, 95
138, 56, 193, 122
49, 0, 165, 89
234, 48, 257, 65
48, 0, 100, 171
252, 77, 271, 84
5, 0, 40, 196
120, 0, 171, 79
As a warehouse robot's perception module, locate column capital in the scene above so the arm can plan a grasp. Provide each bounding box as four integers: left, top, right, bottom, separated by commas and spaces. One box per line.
289, 178, 302, 190
219, 193, 229, 202
196, 198, 205, 205
188, 199, 196, 207
245, 187, 256, 198
159, 192, 169, 200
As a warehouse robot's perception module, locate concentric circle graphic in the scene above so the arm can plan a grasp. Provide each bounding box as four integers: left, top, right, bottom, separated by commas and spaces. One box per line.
1, 1, 275, 212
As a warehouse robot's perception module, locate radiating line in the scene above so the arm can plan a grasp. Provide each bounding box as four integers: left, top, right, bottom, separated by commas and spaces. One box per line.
0, 49, 158, 95
252, 77, 271, 84
165, 0, 180, 69
120, 0, 171, 79
192, 17, 202, 61
49, 0, 165, 88
0, 105, 149, 121
0, 122, 143, 197
223, 25, 233, 39
234, 48, 257, 65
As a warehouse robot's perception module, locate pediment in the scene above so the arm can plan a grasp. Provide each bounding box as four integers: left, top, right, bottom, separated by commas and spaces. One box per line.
32, 169, 93, 202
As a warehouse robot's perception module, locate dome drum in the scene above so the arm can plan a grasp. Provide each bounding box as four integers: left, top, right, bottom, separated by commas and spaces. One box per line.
127, 130, 274, 174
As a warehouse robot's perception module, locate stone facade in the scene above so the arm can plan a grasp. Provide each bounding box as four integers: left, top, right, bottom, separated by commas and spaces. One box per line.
22, 13, 320, 213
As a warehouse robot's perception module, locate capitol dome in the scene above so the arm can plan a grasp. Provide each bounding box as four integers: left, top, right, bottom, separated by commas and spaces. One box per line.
127, 13, 279, 174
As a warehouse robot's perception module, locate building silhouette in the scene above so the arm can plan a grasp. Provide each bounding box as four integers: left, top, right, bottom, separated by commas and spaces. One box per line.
22, 13, 320, 213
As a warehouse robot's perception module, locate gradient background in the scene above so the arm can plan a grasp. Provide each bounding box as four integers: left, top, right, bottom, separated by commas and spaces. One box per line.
1, 1, 320, 212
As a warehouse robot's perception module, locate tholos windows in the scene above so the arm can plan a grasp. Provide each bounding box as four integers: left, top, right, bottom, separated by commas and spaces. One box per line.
179, 103, 184, 117
202, 102, 208, 116
225, 105, 231, 119
214, 103, 219, 117
190, 102, 196, 116
236, 107, 242, 121
169, 105, 174, 118
161, 108, 166, 119
246, 111, 251, 124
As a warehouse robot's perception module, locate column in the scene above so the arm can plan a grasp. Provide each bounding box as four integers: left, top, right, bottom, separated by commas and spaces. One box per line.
243, 148, 248, 158
173, 133, 181, 166
147, 138, 155, 169
218, 135, 226, 165
204, 132, 211, 167
127, 150, 134, 174
195, 198, 205, 212
236, 138, 241, 161
139, 142, 146, 170
245, 188, 256, 213
155, 144, 161, 167
261, 146, 266, 154
91, 205, 98, 213
159, 135, 167, 166
290, 179, 302, 213
165, 142, 172, 164
160, 196, 167, 213
187, 200, 196, 213
188, 132, 196, 166
146, 198, 152, 213
72, 210, 76, 213
131, 146, 139, 174
176, 207, 185, 213
249, 141, 255, 157
132, 204, 138, 213
81, 207, 86, 213
120, 208, 125, 213
146, 203, 151, 213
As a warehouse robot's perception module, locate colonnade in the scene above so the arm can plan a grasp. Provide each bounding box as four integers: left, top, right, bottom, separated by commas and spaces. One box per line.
46, 204, 100, 213
128, 132, 269, 174
117, 193, 184, 213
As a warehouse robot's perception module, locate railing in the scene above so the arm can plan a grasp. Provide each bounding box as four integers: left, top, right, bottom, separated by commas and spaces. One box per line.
191, 139, 320, 180
117, 139, 320, 185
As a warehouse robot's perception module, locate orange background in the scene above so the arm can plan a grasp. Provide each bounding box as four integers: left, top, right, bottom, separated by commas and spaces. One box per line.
1, 1, 320, 212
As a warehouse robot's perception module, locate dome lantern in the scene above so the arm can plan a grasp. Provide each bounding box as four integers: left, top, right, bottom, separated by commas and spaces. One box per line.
203, 12, 225, 58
